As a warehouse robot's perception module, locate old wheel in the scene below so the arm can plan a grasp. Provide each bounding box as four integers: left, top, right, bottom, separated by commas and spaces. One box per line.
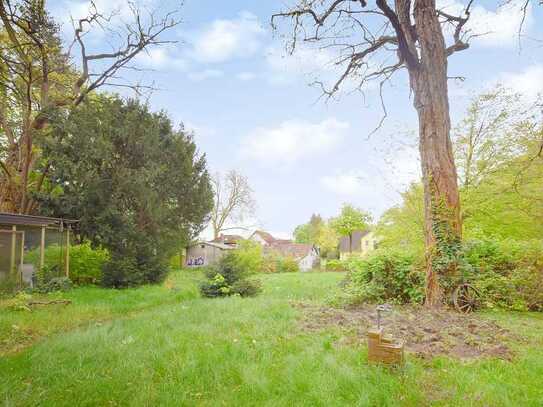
452, 284, 480, 313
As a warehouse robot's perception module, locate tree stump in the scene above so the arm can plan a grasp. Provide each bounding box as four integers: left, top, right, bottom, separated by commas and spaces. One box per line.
367, 328, 404, 366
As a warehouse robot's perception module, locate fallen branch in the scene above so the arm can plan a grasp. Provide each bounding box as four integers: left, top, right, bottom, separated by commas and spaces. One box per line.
27, 299, 72, 307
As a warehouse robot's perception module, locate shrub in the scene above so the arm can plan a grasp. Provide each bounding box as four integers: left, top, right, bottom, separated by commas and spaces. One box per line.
277, 257, 300, 273
0, 275, 20, 298
231, 279, 262, 297
35, 277, 73, 294
261, 253, 279, 273
339, 239, 543, 311
199, 252, 261, 298
342, 250, 425, 305
102, 238, 168, 288
325, 259, 345, 272
462, 239, 543, 311
231, 241, 263, 274
26, 242, 109, 285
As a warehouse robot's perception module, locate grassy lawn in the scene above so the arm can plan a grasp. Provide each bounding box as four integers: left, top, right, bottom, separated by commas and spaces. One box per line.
1, 271, 542, 406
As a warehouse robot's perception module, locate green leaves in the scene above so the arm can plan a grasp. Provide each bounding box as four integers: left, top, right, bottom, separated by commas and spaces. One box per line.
330, 204, 372, 246
38, 94, 214, 287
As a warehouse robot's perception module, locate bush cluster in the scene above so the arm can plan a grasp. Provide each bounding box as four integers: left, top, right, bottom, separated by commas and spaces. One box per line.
462, 239, 543, 311
325, 259, 345, 272
199, 251, 261, 298
102, 238, 169, 288
342, 249, 425, 305
276, 256, 300, 273
340, 238, 543, 311
26, 242, 109, 285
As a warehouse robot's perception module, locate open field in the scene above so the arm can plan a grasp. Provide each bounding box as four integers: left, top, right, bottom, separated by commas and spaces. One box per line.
1, 271, 543, 406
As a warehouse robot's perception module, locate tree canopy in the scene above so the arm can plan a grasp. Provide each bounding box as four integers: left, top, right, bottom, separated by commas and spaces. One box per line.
378, 87, 543, 251
37, 94, 213, 286
331, 204, 372, 253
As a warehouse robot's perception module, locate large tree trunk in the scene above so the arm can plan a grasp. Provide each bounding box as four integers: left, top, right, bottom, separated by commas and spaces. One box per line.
409, 0, 462, 307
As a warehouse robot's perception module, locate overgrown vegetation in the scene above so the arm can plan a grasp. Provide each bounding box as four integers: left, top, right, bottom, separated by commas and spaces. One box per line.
26, 243, 109, 285
199, 250, 262, 298
373, 87, 543, 309
341, 250, 425, 305
339, 239, 543, 312
1, 271, 542, 406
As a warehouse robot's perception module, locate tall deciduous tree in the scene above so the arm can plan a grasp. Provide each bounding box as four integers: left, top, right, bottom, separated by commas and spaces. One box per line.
273, 0, 477, 306
0, 0, 181, 214
331, 204, 371, 254
210, 170, 256, 239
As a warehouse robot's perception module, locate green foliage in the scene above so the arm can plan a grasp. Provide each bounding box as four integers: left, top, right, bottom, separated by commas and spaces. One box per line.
325, 259, 345, 272
342, 250, 425, 305
0, 276, 21, 298
199, 252, 261, 298
331, 204, 372, 253
4, 292, 33, 312
261, 252, 279, 273
35, 277, 73, 294
294, 214, 339, 258
276, 257, 300, 273
37, 95, 213, 287
379, 88, 543, 256
231, 240, 263, 274
462, 239, 543, 311
26, 243, 109, 285
102, 238, 169, 288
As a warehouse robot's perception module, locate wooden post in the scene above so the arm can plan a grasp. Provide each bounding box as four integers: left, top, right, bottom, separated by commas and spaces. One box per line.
10, 225, 16, 275
19, 231, 25, 283
40, 225, 46, 270
65, 226, 70, 278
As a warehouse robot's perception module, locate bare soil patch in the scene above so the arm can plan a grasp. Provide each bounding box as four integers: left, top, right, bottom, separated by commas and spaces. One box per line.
294, 302, 520, 360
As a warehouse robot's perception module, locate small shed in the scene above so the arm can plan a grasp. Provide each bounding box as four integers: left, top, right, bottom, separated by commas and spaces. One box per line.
185, 241, 234, 267
0, 212, 77, 290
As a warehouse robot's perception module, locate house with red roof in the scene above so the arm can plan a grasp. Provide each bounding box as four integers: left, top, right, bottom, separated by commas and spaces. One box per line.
249, 230, 319, 271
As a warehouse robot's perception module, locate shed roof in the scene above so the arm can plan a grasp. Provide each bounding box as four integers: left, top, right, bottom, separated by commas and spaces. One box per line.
0, 212, 78, 227
187, 241, 235, 250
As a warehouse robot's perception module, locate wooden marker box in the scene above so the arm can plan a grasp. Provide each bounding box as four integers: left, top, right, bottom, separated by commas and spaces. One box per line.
367, 328, 405, 366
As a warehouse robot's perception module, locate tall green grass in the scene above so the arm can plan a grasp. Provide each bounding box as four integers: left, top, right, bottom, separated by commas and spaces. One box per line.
1, 271, 542, 406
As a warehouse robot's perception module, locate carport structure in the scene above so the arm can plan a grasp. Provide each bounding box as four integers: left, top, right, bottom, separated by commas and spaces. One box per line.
0, 213, 77, 288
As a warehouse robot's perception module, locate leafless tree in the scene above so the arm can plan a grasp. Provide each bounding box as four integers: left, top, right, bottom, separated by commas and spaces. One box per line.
272, 0, 481, 307
0, 0, 182, 214
210, 170, 256, 240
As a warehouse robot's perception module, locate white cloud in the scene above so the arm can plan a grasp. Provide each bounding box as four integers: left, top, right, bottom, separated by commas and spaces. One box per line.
321, 170, 367, 196
188, 69, 224, 82
437, 0, 533, 48
241, 118, 349, 165
496, 65, 543, 100
135, 46, 188, 71
191, 11, 265, 63
265, 45, 336, 85
237, 72, 257, 81
53, 0, 153, 39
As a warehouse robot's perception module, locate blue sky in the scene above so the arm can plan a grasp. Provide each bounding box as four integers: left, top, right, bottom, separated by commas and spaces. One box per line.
50, 0, 543, 238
